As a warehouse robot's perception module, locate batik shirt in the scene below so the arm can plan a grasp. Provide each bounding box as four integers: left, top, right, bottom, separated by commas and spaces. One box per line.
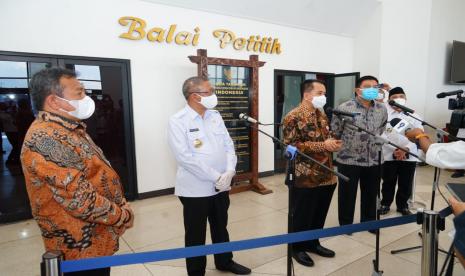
282, 104, 337, 188
331, 97, 388, 167
21, 111, 131, 260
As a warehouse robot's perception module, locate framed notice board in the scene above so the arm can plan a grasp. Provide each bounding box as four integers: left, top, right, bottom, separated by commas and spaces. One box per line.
189, 49, 272, 194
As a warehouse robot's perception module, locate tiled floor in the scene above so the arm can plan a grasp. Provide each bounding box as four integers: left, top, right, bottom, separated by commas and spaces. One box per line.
1, 166, 465, 275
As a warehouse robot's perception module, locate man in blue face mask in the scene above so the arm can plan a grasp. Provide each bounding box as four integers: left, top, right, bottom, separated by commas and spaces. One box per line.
331, 76, 389, 232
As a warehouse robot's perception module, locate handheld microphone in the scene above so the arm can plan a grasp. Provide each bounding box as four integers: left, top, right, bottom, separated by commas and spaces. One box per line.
388, 100, 415, 114
326, 107, 359, 118
239, 113, 259, 124
389, 117, 412, 135
436, 90, 463, 98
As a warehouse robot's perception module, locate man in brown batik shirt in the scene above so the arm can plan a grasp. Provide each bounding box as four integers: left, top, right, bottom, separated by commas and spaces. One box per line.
282, 79, 342, 267
21, 68, 134, 276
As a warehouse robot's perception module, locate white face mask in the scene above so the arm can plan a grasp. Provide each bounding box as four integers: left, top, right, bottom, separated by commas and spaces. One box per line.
311, 95, 327, 109
393, 98, 407, 106
198, 94, 218, 109
58, 95, 95, 120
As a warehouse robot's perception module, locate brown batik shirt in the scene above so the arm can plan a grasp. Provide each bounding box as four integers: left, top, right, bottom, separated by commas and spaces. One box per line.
282, 104, 337, 188
21, 111, 131, 260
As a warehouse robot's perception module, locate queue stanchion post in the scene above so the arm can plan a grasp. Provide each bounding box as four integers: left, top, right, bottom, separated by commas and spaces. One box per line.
41, 251, 63, 276
419, 210, 442, 276
285, 145, 297, 276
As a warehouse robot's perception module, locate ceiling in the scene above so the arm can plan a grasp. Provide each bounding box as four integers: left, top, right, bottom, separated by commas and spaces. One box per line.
141, 0, 380, 37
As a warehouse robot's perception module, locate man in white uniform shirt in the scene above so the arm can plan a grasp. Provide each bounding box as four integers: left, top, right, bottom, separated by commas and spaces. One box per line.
379, 87, 424, 216
168, 76, 251, 276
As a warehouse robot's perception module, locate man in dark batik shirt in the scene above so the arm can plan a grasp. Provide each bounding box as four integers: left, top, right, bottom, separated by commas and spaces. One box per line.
331, 76, 388, 231
283, 79, 342, 267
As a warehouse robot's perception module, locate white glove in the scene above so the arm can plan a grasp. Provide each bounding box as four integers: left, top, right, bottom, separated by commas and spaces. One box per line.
215, 170, 235, 192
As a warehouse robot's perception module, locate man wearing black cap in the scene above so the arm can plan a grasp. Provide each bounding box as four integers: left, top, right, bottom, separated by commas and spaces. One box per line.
379, 87, 424, 216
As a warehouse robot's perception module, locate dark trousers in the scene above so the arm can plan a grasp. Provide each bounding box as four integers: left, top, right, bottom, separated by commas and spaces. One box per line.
381, 161, 416, 209
179, 192, 233, 276
64, 267, 110, 276
337, 164, 380, 225
292, 184, 336, 252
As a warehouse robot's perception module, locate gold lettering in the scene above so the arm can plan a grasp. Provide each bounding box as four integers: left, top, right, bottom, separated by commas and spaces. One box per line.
271, 39, 282, 54
192, 27, 200, 46
260, 37, 268, 52
247, 36, 256, 51
253, 36, 262, 52
118, 16, 146, 40
265, 37, 273, 53
147, 27, 165, 42
166, 24, 177, 43
213, 29, 236, 48
233, 38, 246, 50
175, 31, 192, 45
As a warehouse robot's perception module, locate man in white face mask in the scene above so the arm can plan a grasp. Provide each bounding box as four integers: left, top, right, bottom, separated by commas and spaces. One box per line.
379, 87, 424, 216
168, 76, 251, 276
282, 79, 342, 267
21, 68, 134, 276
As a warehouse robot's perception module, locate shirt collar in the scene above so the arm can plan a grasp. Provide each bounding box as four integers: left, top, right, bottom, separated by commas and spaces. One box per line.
38, 111, 86, 130
354, 96, 375, 108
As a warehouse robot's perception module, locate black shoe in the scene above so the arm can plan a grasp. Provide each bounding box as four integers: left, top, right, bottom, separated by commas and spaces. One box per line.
217, 261, 251, 275
307, 245, 335, 258
451, 171, 465, 178
397, 208, 412, 216
378, 205, 390, 215
292, 251, 314, 267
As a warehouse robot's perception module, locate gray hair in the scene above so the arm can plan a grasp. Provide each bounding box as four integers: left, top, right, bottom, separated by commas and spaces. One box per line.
29, 67, 77, 111
182, 76, 209, 99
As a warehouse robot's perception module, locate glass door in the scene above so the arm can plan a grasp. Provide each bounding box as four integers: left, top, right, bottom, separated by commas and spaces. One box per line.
0, 56, 56, 223
58, 59, 137, 200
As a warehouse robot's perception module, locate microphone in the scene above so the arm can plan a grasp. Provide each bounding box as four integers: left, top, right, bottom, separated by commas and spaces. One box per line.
389, 117, 412, 134
436, 90, 463, 98
239, 113, 259, 124
326, 107, 359, 118
388, 100, 415, 114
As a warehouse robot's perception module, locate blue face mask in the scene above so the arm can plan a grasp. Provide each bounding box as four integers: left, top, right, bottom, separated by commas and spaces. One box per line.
361, 87, 379, 101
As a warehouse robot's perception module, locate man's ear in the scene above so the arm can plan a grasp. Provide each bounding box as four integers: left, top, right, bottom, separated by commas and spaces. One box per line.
45, 94, 60, 110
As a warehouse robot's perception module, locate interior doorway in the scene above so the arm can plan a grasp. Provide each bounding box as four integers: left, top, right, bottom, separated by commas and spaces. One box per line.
273, 70, 359, 173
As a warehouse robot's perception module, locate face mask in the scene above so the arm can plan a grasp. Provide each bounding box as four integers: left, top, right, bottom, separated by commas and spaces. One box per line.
393, 98, 406, 106
311, 95, 327, 109
361, 87, 379, 101
198, 94, 218, 109
58, 95, 95, 120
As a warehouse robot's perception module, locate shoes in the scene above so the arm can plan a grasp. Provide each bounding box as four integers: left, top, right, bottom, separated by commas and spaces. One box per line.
292, 251, 314, 267
217, 261, 251, 275
397, 208, 413, 216
451, 171, 465, 178
378, 205, 390, 215
307, 245, 335, 258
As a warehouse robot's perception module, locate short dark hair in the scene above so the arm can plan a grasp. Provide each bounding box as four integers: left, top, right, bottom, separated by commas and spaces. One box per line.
300, 79, 326, 99
29, 67, 77, 111
356, 75, 379, 88
182, 76, 209, 99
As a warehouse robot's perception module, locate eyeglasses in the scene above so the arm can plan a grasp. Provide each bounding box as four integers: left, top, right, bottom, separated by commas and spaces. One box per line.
189, 89, 216, 95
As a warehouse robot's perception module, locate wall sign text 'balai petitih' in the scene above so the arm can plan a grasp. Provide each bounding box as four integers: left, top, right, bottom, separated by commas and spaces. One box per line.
118, 16, 282, 55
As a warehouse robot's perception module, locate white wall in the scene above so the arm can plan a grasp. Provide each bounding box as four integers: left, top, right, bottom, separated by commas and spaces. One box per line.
0, 0, 354, 193
377, 0, 433, 116
353, 3, 382, 77
424, 0, 465, 126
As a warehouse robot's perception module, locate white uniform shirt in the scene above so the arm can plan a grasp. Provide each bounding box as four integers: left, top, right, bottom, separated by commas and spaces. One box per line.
383, 104, 424, 162
426, 141, 465, 169
168, 105, 237, 197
